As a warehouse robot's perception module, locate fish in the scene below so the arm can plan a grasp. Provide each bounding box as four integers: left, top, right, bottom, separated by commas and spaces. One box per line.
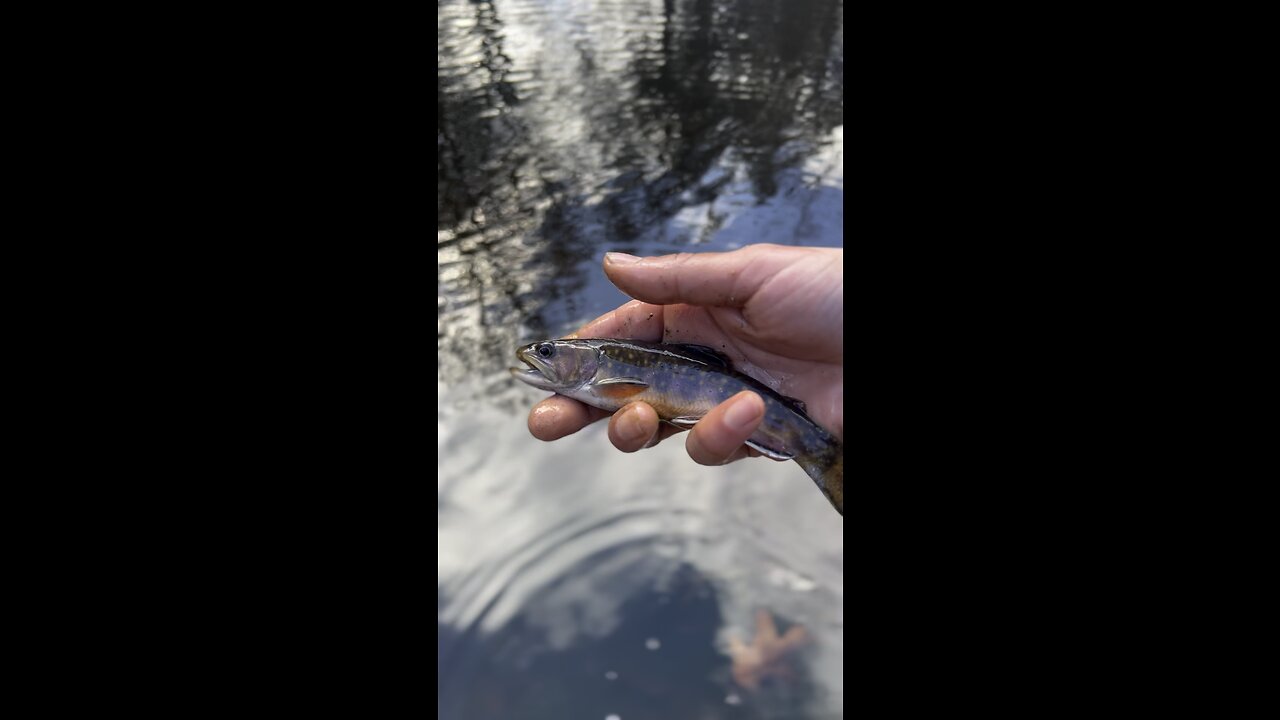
510, 338, 843, 515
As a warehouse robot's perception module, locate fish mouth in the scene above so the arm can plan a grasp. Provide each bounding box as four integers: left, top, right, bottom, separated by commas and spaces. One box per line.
510, 365, 547, 382
510, 348, 560, 389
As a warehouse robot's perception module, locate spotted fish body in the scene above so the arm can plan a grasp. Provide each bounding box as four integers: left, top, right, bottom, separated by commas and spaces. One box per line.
511, 338, 843, 515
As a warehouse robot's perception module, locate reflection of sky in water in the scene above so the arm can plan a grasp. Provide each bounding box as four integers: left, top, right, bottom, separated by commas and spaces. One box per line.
439, 0, 842, 716
439, 394, 843, 717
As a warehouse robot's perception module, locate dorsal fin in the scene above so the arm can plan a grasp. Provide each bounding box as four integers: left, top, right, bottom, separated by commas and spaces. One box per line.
663, 343, 730, 367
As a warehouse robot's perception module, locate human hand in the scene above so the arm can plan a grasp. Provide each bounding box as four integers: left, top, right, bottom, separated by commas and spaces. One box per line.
526, 243, 843, 467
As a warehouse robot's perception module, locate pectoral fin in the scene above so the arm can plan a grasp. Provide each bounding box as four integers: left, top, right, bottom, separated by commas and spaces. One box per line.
593, 376, 650, 400
744, 439, 794, 460
668, 415, 702, 427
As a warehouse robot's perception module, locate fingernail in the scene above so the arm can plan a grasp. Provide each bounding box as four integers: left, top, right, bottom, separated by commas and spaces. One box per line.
605, 251, 640, 266
724, 393, 762, 432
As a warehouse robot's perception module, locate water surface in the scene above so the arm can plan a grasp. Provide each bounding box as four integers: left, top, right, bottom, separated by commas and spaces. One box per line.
439, 0, 843, 716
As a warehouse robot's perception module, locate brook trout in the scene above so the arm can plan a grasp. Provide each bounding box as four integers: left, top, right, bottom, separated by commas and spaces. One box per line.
511, 339, 843, 515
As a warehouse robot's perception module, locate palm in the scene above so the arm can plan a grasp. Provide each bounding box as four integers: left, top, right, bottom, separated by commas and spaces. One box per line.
662, 256, 843, 440
530, 244, 843, 456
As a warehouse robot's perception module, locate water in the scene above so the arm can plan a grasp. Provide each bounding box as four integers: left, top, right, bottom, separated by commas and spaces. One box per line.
439, 0, 843, 716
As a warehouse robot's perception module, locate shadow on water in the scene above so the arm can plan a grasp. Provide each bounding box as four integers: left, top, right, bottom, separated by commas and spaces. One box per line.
439, 0, 844, 716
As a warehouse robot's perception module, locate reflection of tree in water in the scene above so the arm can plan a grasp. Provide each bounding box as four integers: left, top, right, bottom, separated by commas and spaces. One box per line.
627, 0, 843, 210
549, 0, 844, 245
438, 0, 588, 384
438, 0, 524, 231
438, 0, 844, 383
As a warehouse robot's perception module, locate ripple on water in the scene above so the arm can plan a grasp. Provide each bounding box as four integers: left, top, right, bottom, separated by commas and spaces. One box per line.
440, 0, 844, 714
441, 503, 708, 640
439, 373, 844, 716
438, 499, 740, 718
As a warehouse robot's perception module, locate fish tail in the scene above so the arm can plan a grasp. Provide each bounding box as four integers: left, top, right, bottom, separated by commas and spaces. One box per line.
796, 442, 843, 516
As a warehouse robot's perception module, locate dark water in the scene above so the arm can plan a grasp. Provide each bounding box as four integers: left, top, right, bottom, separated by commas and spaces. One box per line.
439, 0, 843, 717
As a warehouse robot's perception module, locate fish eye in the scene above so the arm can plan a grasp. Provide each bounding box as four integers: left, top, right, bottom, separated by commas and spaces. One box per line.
537, 343, 554, 358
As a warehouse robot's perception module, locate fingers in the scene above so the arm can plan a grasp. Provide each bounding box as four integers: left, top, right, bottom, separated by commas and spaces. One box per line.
528, 396, 611, 441
607, 402, 661, 452
604, 246, 781, 308
530, 397, 684, 449
685, 391, 764, 466
527, 392, 768, 465
568, 299, 665, 341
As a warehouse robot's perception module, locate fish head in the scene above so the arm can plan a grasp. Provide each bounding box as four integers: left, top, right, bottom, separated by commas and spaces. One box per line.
511, 340, 600, 392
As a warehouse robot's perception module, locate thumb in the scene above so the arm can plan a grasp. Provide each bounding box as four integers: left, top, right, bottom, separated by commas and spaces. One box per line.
603, 247, 777, 308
